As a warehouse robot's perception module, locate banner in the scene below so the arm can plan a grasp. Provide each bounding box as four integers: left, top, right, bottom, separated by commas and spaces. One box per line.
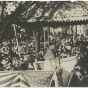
0, 71, 55, 87
0, 71, 30, 87
22, 71, 54, 87
60, 56, 77, 86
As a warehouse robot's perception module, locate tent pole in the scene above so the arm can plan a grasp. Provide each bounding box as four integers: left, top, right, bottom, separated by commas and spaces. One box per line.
33, 62, 37, 70
54, 71, 58, 87
33, 28, 41, 61
71, 25, 73, 44
44, 29, 45, 49
33, 30, 35, 52
75, 25, 77, 38
47, 27, 49, 46
8, 25, 12, 63
13, 24, 20, 57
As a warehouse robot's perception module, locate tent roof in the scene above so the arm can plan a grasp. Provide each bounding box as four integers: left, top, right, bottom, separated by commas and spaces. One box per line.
8, 1, 88, 23
43, 48, 55, 60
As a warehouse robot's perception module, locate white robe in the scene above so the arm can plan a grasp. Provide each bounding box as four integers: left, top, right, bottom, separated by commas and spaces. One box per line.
44, 59, 56, 70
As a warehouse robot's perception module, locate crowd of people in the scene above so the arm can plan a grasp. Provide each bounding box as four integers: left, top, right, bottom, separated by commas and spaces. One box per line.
49, 34, 88, 58
0, 31, 88, 72
0, 35, 47, 71
0, 30, 88, 87
49, 33, 88, 86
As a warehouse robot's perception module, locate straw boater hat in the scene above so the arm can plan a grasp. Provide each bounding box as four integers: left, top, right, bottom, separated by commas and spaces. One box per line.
43, 48, 55, 60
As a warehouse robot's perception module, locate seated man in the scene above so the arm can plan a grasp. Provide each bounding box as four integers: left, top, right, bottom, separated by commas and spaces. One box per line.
67, 65, 88, 87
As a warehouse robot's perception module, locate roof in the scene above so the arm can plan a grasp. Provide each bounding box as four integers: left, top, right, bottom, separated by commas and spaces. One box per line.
28, 16, 88, 23
8, 1, 88, 23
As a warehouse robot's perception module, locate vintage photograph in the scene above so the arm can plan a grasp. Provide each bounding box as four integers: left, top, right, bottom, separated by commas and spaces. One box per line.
0, 1, 88, 87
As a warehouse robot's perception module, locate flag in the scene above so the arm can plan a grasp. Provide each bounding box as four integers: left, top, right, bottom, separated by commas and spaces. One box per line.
60, 56, 77, 86
0, 71, 55, 87
0, 71, 30, 87
0, 72, 18, 87
22, 71, 54, 87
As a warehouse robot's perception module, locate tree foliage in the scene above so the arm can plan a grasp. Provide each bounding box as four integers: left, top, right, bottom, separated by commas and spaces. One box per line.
1, 1, 86, 25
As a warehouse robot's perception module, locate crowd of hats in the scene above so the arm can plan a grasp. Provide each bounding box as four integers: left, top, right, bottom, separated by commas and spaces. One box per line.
0, 33, 88, 71
49, 33, 88, 59
0, 37, 48, 71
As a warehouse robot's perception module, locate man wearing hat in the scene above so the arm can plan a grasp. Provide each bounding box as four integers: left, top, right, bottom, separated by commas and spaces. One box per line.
68, 65, 87, 87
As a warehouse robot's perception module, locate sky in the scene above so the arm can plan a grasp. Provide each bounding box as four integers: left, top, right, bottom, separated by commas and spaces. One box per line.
5, 2, 20, 15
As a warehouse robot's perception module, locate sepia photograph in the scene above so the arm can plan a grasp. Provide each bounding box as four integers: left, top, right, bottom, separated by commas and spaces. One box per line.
0, 1, 88, 87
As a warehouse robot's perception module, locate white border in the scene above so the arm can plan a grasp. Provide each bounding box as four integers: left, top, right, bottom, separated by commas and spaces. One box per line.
0, 0, 88, 1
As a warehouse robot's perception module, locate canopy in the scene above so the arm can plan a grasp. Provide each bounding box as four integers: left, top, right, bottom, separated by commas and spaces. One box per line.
2, 1, 88, 34
10, 2, 88, 23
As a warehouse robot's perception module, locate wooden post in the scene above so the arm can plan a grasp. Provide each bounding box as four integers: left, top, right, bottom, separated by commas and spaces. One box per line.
75, 25, 77, 38
83, 25, 85, 36
64, 26, 66, 37
47, 27, 49, 46
33, 62, 37, 70
54, 71, 58, 87
44, 28, 45, 49
13, 24, 20, 57
69, 26, 70, 35
71, 25, 73, 44
62, 26, 66, 38
8, 25, 12, 63
33, 28, 41, 61
52, 27, 54, 35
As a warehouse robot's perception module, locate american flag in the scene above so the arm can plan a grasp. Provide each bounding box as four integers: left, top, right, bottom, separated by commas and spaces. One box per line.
0, 71, 30, 87
0, 71, 55, 87
22, 71, 54, 87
